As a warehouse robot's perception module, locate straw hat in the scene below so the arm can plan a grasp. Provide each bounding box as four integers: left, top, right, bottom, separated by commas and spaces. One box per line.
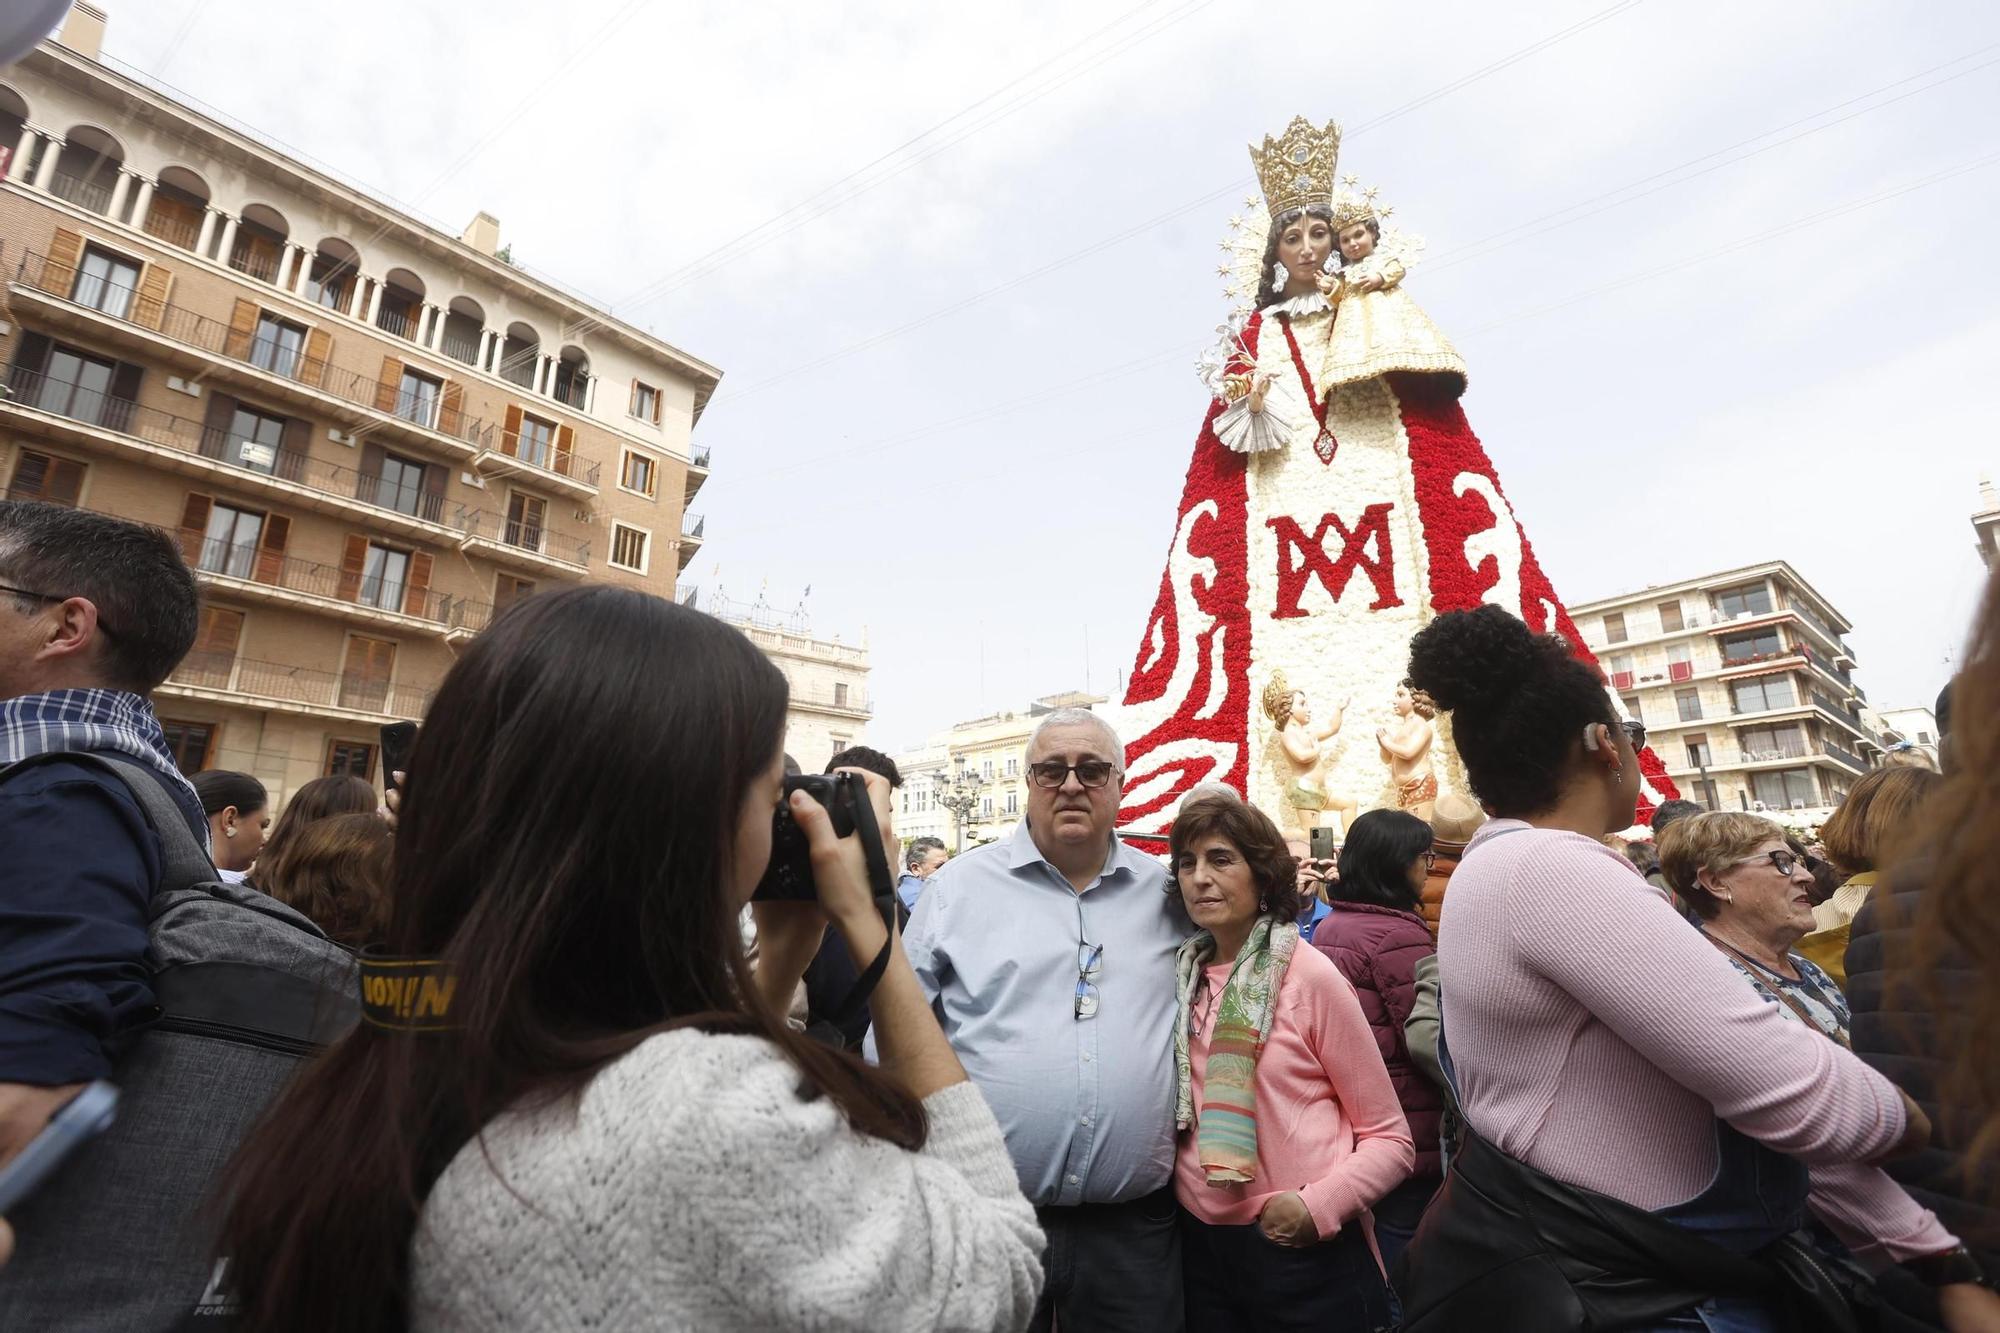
1429, 791, 1486, 850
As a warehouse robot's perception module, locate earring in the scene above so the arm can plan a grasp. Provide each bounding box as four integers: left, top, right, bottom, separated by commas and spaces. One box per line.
225, 826, 237, 838
1609, 766, 1622, 786
1719, 891, 1734, 903
1272, 261, 1287, 290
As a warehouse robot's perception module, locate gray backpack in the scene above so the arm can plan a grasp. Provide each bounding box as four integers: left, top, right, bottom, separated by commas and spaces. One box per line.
0, 752, 359, 1331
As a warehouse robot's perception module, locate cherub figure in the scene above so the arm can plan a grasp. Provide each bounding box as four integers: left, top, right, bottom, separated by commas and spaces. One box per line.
1262, 671, 1358, 838
1376, 678, 1438, 821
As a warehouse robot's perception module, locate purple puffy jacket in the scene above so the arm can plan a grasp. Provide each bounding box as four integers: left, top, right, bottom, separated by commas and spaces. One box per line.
1312, 900, 1444, 1177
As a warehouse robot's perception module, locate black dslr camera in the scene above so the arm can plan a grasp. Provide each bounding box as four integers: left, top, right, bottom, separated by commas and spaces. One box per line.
754, 771, 869, 902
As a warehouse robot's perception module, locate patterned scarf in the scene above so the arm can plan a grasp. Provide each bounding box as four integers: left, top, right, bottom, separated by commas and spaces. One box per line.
0, 688, 208, 849
1174, 914, 1299, 1184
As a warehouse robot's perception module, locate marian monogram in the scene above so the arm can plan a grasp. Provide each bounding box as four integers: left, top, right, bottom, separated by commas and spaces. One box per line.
1266, 503, 1403, 619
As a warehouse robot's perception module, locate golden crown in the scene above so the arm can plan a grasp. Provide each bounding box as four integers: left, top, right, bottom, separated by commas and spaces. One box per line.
1331, 174, 1393, 231
1248, 116, 1341, 219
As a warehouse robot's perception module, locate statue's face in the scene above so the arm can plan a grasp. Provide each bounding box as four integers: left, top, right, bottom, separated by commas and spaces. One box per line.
1339, 221, 1376, 262
1289, 691, 1311, 725
1392, 684, 1412, 717
1278, 214, 1333, 287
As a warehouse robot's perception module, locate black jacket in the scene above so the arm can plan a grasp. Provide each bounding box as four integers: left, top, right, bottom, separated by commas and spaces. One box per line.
1845, 872, 2000, 1269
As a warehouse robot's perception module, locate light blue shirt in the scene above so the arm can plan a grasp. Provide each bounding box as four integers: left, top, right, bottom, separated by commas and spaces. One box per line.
896, 872, 927, 914
883, 822, 1187, 1206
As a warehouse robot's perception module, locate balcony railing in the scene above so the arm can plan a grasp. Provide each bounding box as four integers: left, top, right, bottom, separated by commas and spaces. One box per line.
142, 205, 204, 251
691, 445, 712, 469
189, 538, 489, 631
1, 365, 463, 531
1719, 648, 1796, 670
440, 333, 481, 366
1823, 741, 1868, 772
228, 243, 282, 285
169, 651, 432, 719
790, 683, 871, 712
485, 435, 601, 487
553, 373, 589, 410
12, 251, 494, 453
682, 512, 706, 539
376, 303, 419, 341
455, 507, 590, 568
47, 170, 115, 214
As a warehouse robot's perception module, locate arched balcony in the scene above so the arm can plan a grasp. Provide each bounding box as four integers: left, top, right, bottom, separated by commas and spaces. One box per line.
229, 203, 290, 284
375, 266, 426, 342
497, 322, 540, 389
440, 297, 485, 367
552, 345, 591, 410
48, 124, 123, 214
143, 165, 210, 250
304, 238, 362, 316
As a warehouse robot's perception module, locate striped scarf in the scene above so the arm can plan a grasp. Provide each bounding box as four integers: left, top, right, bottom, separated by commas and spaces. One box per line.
0, 688, 208, 849
1174, 914, 1298, 1184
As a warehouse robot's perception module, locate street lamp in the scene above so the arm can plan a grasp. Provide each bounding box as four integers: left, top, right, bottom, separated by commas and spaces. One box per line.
932, 764, 988, 853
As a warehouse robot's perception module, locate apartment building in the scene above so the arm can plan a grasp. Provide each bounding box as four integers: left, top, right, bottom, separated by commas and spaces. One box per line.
0, 15, 718, 800
1572, 562, 1877, 815
1975, 477, 2000, 571
688, 591, 872, 773
892, 690, 1104, 849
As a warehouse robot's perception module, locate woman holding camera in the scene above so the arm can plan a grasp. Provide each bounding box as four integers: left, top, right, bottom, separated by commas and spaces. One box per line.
214, 587, 1044, 1332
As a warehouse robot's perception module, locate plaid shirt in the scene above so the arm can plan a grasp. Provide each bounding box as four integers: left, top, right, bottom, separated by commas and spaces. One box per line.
0, 689, 208, 850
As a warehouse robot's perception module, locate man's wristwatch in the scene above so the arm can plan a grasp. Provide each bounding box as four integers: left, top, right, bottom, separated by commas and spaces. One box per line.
1901, 1244, 1992, 1289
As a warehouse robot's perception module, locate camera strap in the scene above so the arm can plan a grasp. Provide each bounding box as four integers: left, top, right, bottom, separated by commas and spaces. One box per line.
824, 786, 899, 1031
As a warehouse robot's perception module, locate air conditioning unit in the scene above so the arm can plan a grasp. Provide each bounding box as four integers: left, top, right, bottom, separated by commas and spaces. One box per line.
328, 427, 355, 445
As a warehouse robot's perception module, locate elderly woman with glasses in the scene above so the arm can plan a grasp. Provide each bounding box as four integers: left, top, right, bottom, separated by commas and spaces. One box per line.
1658, 812, 1993, 1320
1168, 789, 1414, 1333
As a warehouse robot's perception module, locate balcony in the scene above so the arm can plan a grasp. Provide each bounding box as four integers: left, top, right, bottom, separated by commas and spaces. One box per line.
227, 242, 282, 286
455, 507, 590, 578
0, 365, 464, 544
10, 250, 493, 462
473, 439, 600, 500
47, 170, 115, 214
142, 203, 203, 252
162, 652, 433, 723
678, 512, 706, 572
440, 332, 482, 367
789, 682, 871, 716
188, 538, 490, 638
685, 444, 711, 504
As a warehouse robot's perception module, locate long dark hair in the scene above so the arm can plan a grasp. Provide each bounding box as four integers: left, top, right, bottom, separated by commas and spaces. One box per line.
1253, 203, 1335, 309
1329, 808, 1431, 912
189, 769, 267, 819
215, 587, 925, 1331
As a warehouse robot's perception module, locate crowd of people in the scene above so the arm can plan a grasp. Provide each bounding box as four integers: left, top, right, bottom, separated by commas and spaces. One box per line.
0, 494, 1997, 1331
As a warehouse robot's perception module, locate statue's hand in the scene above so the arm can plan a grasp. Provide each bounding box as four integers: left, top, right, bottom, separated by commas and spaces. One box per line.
1352, 275, 1385, 294
1314, 270, 1340, 297
1247, 371, 1276, 414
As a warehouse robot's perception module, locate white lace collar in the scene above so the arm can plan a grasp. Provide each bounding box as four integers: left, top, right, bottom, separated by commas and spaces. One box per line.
1260, 291, 1332, 319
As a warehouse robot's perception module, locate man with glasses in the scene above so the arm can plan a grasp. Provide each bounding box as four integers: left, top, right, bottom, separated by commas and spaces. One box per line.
881, 707, 1188, 1331
0, 502, 203, 1167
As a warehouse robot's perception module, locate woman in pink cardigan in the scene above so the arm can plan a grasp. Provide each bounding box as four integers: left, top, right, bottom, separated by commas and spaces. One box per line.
1169, 789, 1414, 1333
1396, 606, 1999, 1333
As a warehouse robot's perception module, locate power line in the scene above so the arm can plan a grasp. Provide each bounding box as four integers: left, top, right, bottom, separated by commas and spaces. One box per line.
706, 0, 1658, 406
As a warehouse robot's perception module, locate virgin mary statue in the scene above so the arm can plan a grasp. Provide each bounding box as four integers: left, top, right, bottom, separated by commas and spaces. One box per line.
1114, 115, 1678, 835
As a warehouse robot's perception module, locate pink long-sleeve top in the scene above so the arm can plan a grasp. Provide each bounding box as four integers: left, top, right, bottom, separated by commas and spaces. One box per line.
1438, 820, 1954, 1262
1175, 941, 1415, 1239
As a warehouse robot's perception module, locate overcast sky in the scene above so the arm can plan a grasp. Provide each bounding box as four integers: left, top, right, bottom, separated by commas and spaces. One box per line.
96, 0, 2000, 749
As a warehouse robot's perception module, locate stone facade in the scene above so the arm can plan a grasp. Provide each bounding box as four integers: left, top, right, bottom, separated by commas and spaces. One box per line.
0, 29, 716, 808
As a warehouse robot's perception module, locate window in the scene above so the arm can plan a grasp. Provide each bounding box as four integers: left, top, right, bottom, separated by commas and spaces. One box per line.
495, 573, 536, 612
224, 406, 286, 474
1720, 628, 1784, 664
1620, 695, 1642, 723
1603, 612, 1627, 643
372, 453, 427, 518
35, 346, 120, 427
1005, 789, 1018, 815
1740, 724, 1807, 761
251, 314, 306, 378
1676, 687, 1703, 722
72, 247, 140, 318
981, 796, 993, 817
359, 544, 411, 610
396, 369, 441, 427
505, 493, 546, 551
160, 719, 216, 773
179, 606, 244, 687
1658, 600, 1684, 632
1714, 582, 1774, 619
325, 740, 376, 780
833, 682, 849, 707
201, 503, 265, 579
517, 414, 555, 469
982, 759, 994, 780
339, 636, 398, 712
1684, 733, 1710, 767
1006, 757, 1018, 777
631, 381, 660, 423
1731, 675, 1797, 714
1610, 653, 1634, 677
1750, 768, 1817, 810
609, 523, 650, 573
7, 449, 85, 505
1918, 730, 1934, 745
620, 449, 658, 498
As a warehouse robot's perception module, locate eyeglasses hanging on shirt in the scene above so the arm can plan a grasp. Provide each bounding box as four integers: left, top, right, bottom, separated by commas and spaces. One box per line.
1073, 894, 1102, 1020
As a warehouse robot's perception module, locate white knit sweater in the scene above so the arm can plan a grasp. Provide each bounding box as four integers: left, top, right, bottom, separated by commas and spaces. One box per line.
411, 1030, 1045, 1332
